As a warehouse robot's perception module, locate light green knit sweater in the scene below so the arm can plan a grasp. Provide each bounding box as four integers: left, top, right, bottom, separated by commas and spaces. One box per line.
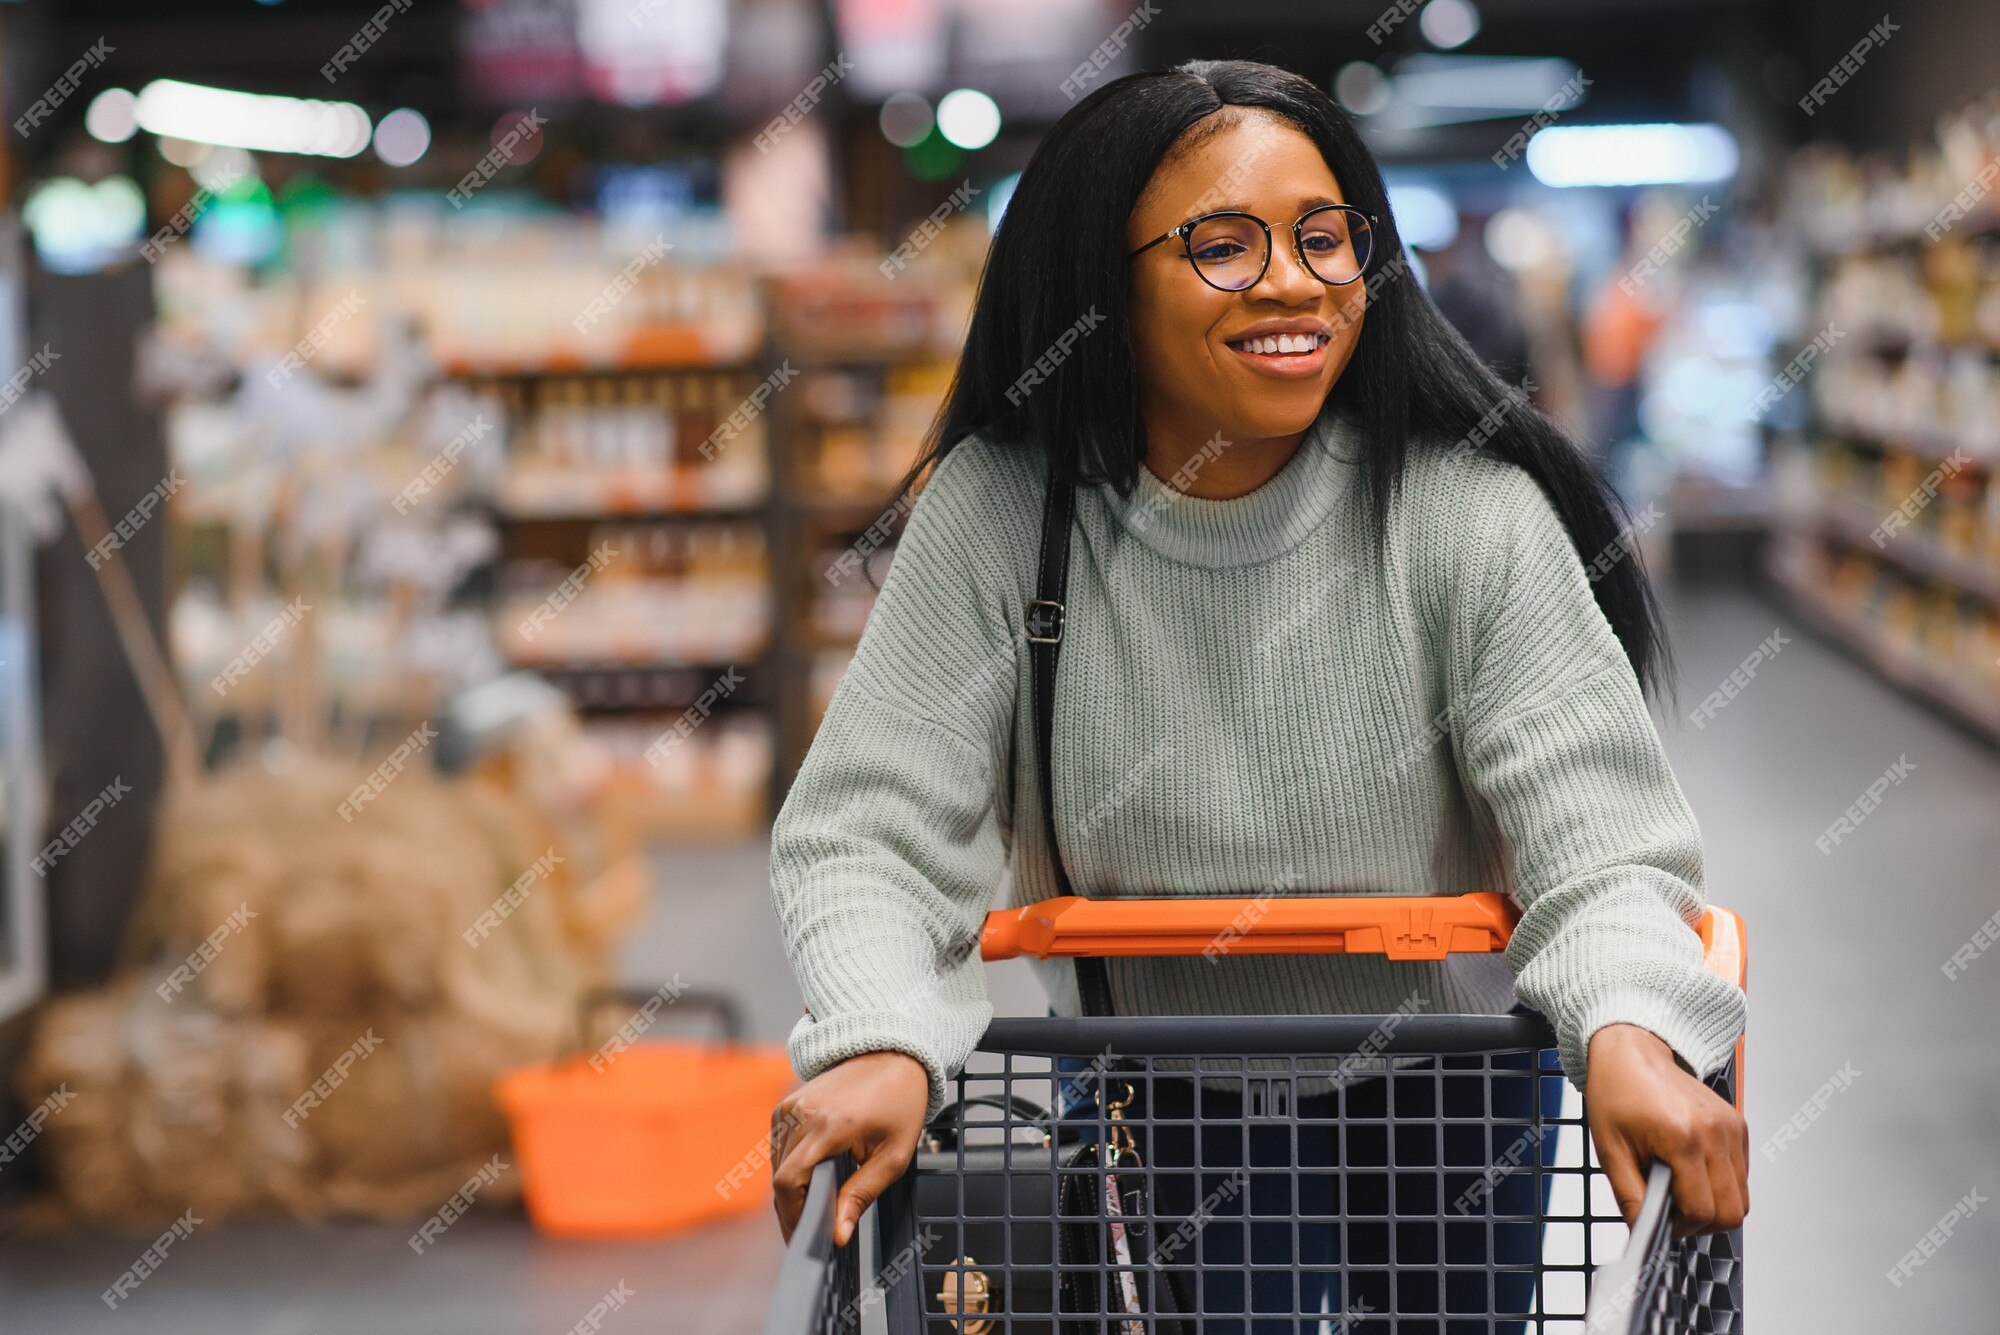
770, 406, 1746, 1117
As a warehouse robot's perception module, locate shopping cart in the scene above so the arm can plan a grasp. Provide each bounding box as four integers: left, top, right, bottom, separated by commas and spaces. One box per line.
765, 892, 1746, 1334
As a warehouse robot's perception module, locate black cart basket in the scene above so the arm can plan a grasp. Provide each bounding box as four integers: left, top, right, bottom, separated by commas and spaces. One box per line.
766, 892, 1747, 1335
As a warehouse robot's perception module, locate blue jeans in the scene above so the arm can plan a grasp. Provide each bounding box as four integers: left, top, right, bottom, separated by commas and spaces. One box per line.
1055, 1046, 1563, 1333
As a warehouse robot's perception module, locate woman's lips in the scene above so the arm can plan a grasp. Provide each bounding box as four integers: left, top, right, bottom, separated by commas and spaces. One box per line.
1224, 333, 1330, 379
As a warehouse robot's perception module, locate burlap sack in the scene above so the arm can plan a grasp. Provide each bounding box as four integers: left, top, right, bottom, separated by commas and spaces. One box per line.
15, 757, 624, 1227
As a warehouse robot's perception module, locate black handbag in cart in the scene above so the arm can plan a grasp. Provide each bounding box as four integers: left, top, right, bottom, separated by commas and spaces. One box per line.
912, 468, 1190, 1335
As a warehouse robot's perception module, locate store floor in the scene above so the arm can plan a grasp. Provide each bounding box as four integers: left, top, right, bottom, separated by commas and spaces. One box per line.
4, 584, 1996, 1333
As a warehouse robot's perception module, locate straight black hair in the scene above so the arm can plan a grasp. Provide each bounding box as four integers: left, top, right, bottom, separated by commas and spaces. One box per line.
888, 57, 1671, 697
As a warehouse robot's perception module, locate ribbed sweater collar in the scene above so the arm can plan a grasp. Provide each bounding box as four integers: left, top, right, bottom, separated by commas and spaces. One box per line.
1095, 406, 1363, 569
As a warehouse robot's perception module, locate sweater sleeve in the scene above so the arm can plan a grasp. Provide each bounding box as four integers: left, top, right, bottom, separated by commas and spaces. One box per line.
769, 443, 1020, 1120
1437, 454, 1747, 1090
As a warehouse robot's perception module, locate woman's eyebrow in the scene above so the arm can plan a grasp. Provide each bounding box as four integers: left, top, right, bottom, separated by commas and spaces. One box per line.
1178, 194, 1342, 221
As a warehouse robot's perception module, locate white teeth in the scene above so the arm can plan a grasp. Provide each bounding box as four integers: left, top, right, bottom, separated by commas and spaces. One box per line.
1234, 333, 1327, 355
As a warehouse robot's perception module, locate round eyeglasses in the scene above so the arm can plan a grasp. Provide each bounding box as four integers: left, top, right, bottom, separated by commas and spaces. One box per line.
1130, 204, 1377, 291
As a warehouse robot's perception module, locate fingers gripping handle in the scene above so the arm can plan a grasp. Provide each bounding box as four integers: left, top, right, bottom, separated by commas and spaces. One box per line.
1584, 1160, 1676, 1334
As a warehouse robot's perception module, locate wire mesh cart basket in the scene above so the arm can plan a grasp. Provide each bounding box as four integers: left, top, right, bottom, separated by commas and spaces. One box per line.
767, 892, 1746, 1335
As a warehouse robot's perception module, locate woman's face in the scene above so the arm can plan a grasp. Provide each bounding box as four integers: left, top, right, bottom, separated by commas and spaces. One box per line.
1126, 109, 1368, 448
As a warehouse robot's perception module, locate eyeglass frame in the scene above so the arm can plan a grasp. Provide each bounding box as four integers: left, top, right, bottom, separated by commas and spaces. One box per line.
1129, 203, 1379, 291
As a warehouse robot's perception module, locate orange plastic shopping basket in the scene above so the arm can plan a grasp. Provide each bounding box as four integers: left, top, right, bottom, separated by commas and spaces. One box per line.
495, 986, 795, 1239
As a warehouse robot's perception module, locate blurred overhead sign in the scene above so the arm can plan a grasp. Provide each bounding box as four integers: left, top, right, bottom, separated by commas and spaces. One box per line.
459, 0, 585, 105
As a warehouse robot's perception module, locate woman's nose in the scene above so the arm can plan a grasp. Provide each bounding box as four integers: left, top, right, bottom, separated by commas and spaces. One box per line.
1250, 232, 1324, 302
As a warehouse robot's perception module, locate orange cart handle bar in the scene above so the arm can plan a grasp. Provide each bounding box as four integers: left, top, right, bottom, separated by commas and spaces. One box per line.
980, 893, 1748, 990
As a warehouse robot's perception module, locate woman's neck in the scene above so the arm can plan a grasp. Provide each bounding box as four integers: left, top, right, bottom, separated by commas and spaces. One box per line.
1139, 415, 1313, 500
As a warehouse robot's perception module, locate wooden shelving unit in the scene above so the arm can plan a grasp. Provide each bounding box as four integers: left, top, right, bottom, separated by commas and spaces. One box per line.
760, 264, 969, 809
449, 326, 784, 842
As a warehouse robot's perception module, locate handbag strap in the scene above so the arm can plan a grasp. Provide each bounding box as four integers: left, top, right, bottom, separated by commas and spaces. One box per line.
1027, 463, 1116, 1018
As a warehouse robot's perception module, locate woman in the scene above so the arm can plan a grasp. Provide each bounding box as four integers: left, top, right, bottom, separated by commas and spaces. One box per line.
768, 56, 1748, 1321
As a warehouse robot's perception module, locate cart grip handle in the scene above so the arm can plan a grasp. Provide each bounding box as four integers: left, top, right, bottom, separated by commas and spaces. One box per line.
981, 894, 1750, 985
980, 893, 1517, 963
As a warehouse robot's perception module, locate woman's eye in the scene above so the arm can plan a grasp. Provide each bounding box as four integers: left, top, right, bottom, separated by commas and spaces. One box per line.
1302, 234, 1345, 254
1193, 241, 1247, 262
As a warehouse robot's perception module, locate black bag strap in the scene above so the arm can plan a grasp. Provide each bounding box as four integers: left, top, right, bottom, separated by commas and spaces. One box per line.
920, 1091, 1054, 1149
1027, 464, 1116, 1017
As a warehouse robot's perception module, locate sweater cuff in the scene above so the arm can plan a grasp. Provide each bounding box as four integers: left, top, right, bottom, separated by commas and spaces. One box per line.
786, 1006, 962, 1122
1560, 983, 1746, 1093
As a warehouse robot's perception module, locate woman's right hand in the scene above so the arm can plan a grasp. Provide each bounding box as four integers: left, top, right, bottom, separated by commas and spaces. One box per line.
770, 1050, 931, 1246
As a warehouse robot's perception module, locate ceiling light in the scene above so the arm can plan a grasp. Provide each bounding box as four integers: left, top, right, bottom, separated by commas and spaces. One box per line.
880, 92, 933, 149
133, 78, 372, 159
373, 108, 431, 167
85, 88, 138, 143
1419, 0, 1480, 49
1334, 62, 1391, 117
936, 88, 999, 150
1525, 123, 1738, 187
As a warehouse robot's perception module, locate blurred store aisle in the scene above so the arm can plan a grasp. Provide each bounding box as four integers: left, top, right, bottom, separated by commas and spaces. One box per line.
1655, 586, 2000, 1334
4, 585, 1995, 1333
0, 1208, 780, 1335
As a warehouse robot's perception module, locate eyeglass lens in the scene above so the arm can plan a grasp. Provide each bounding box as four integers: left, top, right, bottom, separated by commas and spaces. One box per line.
1184, 208, 1373, 290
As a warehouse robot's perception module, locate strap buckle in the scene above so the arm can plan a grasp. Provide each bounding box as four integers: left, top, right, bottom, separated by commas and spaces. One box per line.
1024, 598, 1065, 644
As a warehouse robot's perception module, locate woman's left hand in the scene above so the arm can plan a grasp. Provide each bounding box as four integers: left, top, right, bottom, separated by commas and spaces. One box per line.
1584, 1023, 1749, 1239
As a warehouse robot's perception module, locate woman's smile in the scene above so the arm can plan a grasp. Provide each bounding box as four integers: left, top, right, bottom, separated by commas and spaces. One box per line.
1222, 318, 1334, 379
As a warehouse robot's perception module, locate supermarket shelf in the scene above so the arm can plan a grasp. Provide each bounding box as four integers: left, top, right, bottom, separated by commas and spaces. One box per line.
1769, 556, 2000, 744
1810, 215, 2000, 256
1807, 496, 2000, 606
497, 502, 768, 524
784, 496, 911, 528
1824, 422, 1997, 467
515, 660, 770, 712
780, 345, 961, 370
497, 472, 768, 518
1850, 328, 2000, 361
440, 330, 760, 378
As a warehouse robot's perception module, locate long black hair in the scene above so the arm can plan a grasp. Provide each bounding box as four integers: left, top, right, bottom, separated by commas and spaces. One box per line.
889, 57, 1671, 697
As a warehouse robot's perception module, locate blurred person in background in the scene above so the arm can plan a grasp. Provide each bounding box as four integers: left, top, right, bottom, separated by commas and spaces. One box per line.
1583, 195, 1690, 484
1421, 226, 1533, 383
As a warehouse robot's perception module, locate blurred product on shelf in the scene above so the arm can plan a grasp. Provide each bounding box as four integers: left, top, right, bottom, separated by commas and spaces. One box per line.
1786, 92, 2000, 252
490, 372, 770, 517
1771, 94, 2000, 741
807, 648, 858, 737
809, 533, 893, 647
583, 712, 769, 844
178, 212, 769, 375
1811, 329, 2000, 459
769, 244, 974, 361
1770, 529, 2000, 734
499, 522, 769, 667
791, 359, 951, 500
